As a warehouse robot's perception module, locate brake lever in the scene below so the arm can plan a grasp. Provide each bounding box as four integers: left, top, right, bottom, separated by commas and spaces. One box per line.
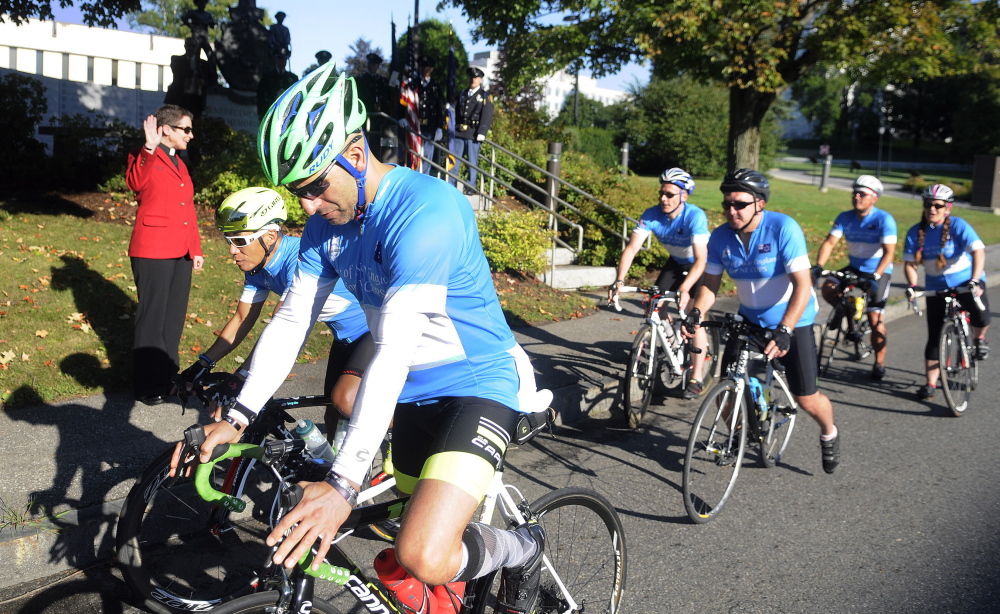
164, 424, 206, 487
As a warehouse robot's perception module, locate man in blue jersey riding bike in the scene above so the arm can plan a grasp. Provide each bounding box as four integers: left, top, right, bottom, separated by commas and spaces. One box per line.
684, 169, 841, 474
173, 187, 372, 434
903, 183, 990, 400
812, 175, 897, 381
609, 167, 712, 398
173, 64, 548, 614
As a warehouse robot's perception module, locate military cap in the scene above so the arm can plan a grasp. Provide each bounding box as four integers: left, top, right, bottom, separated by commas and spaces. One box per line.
366, 52, 383, 64
468, 66, 485, 78
315, 50, 332, 63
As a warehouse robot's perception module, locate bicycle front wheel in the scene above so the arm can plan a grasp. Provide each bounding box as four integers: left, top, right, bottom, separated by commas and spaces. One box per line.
623, 324, 657, 429
759, 375, 797, 468
116, 447, 278, 614
470, 487, 628, 614
206, 591, 342, 614
683, 380, 747, 523
939, 320, 975, 416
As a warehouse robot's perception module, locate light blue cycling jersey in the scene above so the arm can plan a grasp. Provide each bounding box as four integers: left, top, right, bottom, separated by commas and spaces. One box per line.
297, 166, 521, 410
828, 207, 897, 274
241, 233, 368, 343
902, 216, 986, 291
633, 203, 710, 265
706, 210, 818, 329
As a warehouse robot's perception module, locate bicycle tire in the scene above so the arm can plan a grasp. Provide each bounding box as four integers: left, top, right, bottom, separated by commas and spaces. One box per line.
759, 374, 797, 468
623, 324, 656, 429
470, 487, 627, 614
817, 306, 843, 377
682, 380, 747, 523
701, 326, 721, 391
206, 591, 342, 614
117, 447, 278, 614
852, 319, 873, 361
939, 320, 974, 416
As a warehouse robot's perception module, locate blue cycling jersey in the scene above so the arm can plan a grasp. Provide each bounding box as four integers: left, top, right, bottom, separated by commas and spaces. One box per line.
297, 166, 521, 409
828, 207, 897, 274
902, 216, 986, 291
633, 203, 710, 265
241, 234, 368, 343
705, 210, 818, 329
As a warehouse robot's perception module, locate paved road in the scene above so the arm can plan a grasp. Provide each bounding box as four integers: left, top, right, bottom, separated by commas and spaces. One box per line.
4, 286, 998, 614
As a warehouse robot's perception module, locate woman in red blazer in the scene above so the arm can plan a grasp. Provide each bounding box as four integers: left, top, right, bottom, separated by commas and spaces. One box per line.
126, 104, 204, 405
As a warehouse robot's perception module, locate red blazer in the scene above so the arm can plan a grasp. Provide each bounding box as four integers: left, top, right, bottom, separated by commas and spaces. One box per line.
126, 147, 203, 259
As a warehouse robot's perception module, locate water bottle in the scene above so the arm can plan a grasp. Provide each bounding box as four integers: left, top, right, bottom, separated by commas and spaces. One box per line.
294, 419, 336, 464
330, 419, 349, 457
852, 296, 865, 321
749, 377, 767, 420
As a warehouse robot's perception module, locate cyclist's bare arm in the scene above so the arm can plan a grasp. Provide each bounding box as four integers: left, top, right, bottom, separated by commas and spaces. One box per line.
815, 233, 840, 270
200, 300, 267, 365
609, 231, 646, 301
684, 272, 722, 337
764, 268, 812, 359
874, 243, 895, 278
904, 260, 919, 288
678, 242, 708, 311
971, 248, 986, 296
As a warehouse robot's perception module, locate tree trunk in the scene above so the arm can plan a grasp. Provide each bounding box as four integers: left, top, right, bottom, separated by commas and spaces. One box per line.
727, 86, 777, 172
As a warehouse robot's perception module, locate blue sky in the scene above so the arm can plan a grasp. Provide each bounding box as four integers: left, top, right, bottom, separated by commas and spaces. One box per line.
47, 0, 649, 92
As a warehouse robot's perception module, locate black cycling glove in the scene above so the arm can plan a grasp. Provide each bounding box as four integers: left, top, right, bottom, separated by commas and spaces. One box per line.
178, 360, 211, 388
208, 371, 246, 408
683, 308, 702, 335
771, 328, 792, 353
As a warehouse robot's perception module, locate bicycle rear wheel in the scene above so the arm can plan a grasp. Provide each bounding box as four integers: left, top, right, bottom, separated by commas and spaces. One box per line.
470, 487, 627, 614
117, 447, 278, 614
623, 324, 657, 428
206, 591, 342, 614
759, 375, 797, 468
682, 380, 747, 523
939, 320, 975, 416
817, 306, 843, 377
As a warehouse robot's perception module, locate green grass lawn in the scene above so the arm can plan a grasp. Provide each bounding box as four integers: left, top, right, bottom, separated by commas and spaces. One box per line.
775, 160, 972, 186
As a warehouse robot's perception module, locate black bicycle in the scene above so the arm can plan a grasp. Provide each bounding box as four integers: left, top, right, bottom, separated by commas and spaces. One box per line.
168, 420, 627, 614
116, 375, 396, 614
817, 269, 874, 377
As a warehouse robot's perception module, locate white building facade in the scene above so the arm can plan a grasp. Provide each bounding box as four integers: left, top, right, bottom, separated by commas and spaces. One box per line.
469, 50, 626, 119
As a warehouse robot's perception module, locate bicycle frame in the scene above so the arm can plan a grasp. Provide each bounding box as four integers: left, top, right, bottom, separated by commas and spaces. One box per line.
622, 287, 690, 381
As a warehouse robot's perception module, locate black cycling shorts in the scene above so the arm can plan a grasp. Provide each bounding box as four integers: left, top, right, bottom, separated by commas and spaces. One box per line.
323, 332, 374, 400
923, 283, 991, 361
721, 320, 819, 398
391, 396, 521, 500
655, 257, 703, 295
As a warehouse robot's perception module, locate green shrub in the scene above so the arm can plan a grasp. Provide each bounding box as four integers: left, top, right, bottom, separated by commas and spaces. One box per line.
0, 72, 48, 188
96, 174, 133, 197
478, 209, 553, 274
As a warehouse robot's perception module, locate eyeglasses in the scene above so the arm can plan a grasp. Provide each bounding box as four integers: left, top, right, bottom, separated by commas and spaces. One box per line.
168, 125, 194, 134
923, 201, 949, 210
853, 190, 874, 198
287, 159, 336, 200
286, 134, 365, 200
225, 227, 271, 248
722, 199, 756, 211
660, 191, 682, 200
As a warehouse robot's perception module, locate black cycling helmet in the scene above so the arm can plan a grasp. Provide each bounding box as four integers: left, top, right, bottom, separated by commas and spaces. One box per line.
720, 168, 770, 203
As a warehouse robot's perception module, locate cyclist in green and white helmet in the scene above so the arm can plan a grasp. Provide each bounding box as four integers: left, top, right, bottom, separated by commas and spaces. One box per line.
215, 186, 288, 276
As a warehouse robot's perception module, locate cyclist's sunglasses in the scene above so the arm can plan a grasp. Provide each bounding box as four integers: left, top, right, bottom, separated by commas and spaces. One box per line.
286, 134, 365, 200
721, 199, 756, 211
660, 189, 683, 199
923, 201, 949, 210
168, 125, 194, 134
225, 227, 270, 248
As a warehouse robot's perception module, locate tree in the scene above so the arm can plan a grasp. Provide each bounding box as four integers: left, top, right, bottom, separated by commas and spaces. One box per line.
342, 38, 387, 77
446, 0, 972, 171
397, 18, 469, 89
126, 0, 234, 40
1, 0, 140, 27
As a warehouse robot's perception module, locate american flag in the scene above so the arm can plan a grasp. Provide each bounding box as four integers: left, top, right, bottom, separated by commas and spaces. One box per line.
400, 80, 421, 170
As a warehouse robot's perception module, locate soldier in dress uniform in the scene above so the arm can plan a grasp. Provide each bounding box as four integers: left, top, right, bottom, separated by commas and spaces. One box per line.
355, 52, 388, 114
451, 66, 494, 193
415, 56, 445, 175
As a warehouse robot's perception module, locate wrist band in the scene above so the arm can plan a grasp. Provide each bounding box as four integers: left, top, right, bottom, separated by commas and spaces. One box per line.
236, 367, 250, 379
224, 415, 245, 431
324, 471, 358, 507
199, 353, 217, 368
226, 402, 255, 427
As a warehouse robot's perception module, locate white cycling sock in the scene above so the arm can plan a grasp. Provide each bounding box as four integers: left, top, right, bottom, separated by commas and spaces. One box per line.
451, 523, 540, 582
821, 425, 838, 441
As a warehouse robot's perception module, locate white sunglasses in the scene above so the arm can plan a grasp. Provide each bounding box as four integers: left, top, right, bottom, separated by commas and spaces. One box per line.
224, 227, 271, 248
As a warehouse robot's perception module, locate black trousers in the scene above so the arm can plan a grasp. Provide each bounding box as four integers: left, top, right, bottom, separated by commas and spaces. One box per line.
131, 256, 192, 397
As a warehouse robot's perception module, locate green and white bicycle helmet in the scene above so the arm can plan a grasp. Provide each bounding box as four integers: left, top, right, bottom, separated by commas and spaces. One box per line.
216, 187, 288, 275
216, 187, 288, 233
258, 63, 367, 187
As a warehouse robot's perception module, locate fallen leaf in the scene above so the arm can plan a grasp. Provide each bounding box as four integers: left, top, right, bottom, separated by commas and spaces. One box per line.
0, 351, 15, 366
35, 330, 48, 338
21, 353, 29, 362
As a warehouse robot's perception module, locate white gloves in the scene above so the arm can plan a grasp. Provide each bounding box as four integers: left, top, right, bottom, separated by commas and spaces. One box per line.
476, 134, 485, 142
434, 128, 443, 141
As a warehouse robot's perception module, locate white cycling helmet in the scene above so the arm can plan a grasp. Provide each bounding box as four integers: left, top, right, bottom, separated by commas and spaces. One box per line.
922, 183, 954, 202
659, 167, 695, 194
852, 175, 883, 197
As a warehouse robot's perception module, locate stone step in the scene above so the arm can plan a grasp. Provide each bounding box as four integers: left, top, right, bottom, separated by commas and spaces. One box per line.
544, 247, 575, 266
540, 265, 616, 290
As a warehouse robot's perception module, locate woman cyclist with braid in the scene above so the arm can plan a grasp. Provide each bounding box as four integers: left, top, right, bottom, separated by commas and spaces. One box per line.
903, 184, 990, 401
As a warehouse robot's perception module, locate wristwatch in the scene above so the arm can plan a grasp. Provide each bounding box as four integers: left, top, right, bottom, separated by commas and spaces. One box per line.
777, 325, 793, 336
871, 272, 881, 281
